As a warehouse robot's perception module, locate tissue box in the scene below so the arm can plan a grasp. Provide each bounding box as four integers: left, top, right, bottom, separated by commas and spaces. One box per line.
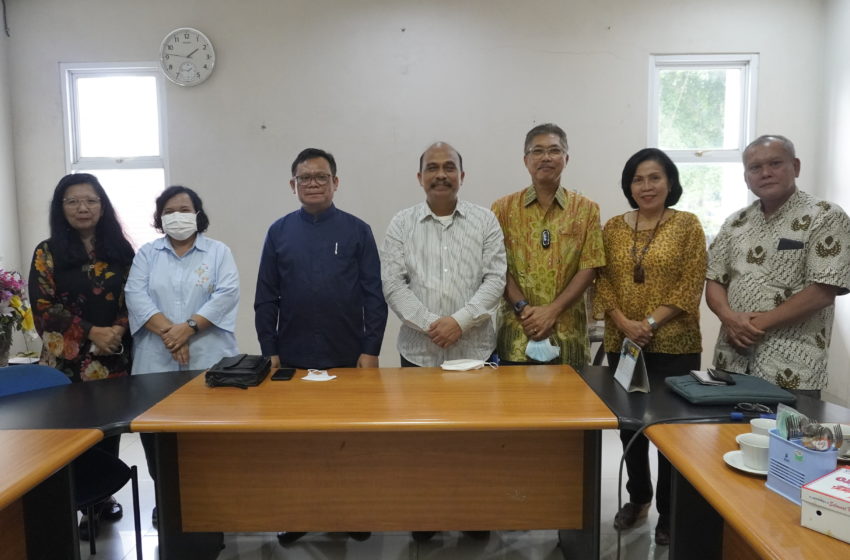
800, 467, 850, 545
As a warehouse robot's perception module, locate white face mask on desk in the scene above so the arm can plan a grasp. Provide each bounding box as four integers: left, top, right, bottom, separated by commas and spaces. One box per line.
162, 212, 198, 241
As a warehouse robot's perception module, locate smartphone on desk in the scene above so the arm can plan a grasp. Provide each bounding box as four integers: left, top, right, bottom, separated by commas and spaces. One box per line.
707, 368, 735, 385
271, 367, 296, 381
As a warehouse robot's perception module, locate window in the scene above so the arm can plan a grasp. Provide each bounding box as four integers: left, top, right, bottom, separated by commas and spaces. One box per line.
62, 63, 169, 247
648, 54, 758, 237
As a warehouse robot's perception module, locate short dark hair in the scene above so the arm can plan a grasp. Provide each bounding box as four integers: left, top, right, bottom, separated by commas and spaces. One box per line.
291, 148, 337, 177
418, 142, 464, 173
48, 173, 134, 267
620, 148, 683, 209
524, 123, 569, 154
153, 185, 210, 233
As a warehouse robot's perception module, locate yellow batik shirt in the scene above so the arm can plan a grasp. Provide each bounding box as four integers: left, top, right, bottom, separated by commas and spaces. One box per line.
491, 186, 605, 367
594, 210, 706, 354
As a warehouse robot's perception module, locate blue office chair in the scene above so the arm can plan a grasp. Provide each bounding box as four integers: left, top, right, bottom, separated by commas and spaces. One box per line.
0, 364, 142, 558
0, 363, 71, 396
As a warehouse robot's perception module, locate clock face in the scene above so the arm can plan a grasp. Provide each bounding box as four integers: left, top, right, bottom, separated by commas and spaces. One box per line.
160, 28, 215, 86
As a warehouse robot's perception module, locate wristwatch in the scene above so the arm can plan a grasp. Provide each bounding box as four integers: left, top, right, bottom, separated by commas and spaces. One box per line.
186, 319, 199, 333
645, 316, 659, 331
514, 300, 529, 314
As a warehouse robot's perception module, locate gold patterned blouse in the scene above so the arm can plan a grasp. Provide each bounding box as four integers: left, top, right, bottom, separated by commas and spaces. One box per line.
594, 210, 706, 354
491, 186, 605, 366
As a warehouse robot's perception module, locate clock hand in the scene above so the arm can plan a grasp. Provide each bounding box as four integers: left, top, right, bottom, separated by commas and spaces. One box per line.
186, 48, 199, 58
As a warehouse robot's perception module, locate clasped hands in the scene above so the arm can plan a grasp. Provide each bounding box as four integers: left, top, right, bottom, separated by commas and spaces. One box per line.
428, 316, 462, 348
619, 318, 654, 347
518, 304, 558, 341
160, 321, 193, 365
89, 325, 125, 355
723, 311, 765, 352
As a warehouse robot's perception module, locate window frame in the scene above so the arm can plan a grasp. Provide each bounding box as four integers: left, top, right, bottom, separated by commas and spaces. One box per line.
60, 62, 169, 175
647, 53, 759, 163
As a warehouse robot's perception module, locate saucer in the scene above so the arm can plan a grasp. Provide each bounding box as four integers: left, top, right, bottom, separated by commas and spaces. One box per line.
723, 450, 768, 476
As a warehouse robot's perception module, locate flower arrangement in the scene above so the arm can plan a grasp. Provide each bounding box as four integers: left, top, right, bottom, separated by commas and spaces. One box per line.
0, 268, 36, 337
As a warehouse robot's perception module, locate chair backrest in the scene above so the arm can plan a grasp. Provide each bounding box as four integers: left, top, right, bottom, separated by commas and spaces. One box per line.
0, 364, 71, 397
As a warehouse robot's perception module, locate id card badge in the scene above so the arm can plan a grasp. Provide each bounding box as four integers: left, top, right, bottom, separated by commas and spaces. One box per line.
613, 338, 650, 393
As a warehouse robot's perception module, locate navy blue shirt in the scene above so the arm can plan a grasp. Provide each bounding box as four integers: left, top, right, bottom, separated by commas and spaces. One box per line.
254, 205, 388, 369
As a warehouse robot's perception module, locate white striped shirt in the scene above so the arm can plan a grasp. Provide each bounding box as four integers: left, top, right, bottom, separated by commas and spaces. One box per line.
381, 200, 507, 366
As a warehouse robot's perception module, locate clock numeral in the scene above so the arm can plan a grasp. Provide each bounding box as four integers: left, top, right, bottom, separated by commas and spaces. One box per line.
203, 64, 208, 69
196, 72, 201, 78
167, 45, 173, 51
184, 33, 190, 40
202, 44, 207, 50
168, 64, 173, 70
206, 54, 211, 60
164, 54, 170, 60
173, 36, 179, 43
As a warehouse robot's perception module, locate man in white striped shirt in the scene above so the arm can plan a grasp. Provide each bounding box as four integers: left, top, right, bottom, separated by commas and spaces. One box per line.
381, 142, 507, 369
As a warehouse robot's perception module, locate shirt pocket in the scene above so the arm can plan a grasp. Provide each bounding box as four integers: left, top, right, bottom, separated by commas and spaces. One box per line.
769, 243, 807, 287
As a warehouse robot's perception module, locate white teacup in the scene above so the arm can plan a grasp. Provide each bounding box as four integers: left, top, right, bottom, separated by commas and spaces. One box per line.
736, 432, 770, 471
750, 418, 776, 436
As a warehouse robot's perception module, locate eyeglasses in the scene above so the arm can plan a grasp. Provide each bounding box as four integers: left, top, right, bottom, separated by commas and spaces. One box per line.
294, 173, 332, 186
63, 197, 101, 208
525, 147, 566, 159
735, 402, 774, 414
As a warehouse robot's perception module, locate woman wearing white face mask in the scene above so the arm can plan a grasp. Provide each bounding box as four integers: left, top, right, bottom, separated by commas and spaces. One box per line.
125, 186, 240, 523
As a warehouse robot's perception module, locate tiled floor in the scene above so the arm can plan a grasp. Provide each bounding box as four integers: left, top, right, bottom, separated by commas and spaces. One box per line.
83, 431, 669, 559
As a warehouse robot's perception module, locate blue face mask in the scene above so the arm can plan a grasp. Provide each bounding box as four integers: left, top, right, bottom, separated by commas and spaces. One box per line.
525, 339, 561, 363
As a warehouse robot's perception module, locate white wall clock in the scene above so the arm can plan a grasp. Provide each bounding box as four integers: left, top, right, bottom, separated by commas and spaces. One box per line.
160, 27, 216, 86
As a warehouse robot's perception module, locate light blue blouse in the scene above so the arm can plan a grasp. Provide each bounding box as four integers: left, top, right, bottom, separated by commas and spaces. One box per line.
126, 234, 239, 373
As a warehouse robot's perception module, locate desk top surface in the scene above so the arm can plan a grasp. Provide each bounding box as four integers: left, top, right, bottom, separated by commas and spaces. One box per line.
647, 423, 850, 559
132, 365, 618, 432
0, 370, 201, 435
0, 428, 102, 510
579, 365, 850, 430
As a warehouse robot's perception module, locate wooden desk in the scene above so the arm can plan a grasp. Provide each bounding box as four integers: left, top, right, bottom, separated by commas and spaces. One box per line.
647, 423, 850, 559
0, 428, 103, 560
133, 365, 617, 559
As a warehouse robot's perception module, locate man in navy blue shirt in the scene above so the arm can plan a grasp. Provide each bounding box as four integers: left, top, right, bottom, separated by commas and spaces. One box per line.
254, 148, 387, 545
255, 148, 387, 372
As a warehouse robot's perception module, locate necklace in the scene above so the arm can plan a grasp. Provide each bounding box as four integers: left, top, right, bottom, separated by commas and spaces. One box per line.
630, 210, 664, 283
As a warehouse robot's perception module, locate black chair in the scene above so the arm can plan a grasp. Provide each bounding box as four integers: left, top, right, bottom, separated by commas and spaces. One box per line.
73, 446, 143, 558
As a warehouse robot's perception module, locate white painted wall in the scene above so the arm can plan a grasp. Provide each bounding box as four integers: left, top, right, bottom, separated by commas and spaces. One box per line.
0, 32, 20, 271
821, 0, 850, 405
4, 0, 840, 394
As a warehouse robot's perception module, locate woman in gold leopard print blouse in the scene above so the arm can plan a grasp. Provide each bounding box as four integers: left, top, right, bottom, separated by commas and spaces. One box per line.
593, 148, 706, 546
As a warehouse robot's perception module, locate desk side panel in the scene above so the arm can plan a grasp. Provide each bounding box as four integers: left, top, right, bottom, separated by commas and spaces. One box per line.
177, 430, 585, 531
0, 499, 26, 560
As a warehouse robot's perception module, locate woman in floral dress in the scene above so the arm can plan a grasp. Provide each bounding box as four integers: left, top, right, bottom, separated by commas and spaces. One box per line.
28, 172, 135, 536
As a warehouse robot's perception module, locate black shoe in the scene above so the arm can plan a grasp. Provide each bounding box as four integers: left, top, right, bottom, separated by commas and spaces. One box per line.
655, 517, 670, 546
348, 532, 371, 541
613, 502, 650, 531
97, 496, 123, 521
412, 531, 437, 543
152, 506, 158, 529
79, 514, 98, 541
462, 531, 490, 540
277, 532, 307, 545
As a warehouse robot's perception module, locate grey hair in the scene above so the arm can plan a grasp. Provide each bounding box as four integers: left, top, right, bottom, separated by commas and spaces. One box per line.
524, 123, 569, 155
744, 134, 796, 161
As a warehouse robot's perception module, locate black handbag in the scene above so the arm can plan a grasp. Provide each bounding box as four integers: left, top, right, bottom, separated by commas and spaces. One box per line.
205, 354, 271, 389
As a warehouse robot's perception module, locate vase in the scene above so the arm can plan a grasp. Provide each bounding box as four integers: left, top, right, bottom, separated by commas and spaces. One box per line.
0, 325, 11, 367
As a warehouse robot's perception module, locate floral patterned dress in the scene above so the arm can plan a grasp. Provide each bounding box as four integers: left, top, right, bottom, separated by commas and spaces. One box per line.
28, 240, 132, 382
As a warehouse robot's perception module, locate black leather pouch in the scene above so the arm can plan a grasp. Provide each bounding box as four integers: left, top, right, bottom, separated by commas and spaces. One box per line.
205, 354, 271, 389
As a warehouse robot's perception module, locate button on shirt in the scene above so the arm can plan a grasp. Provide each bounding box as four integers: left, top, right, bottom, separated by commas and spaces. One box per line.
126, 234, 240, 373
381, 200, 506, 367
707, 189, 850, 390
254, 205, 387, 369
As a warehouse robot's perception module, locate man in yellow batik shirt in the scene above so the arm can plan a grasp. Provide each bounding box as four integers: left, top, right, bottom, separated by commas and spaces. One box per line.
491, 123, 605, 368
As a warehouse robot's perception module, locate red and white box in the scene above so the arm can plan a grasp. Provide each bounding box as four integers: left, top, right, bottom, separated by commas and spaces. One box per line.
800, 466, 850, 545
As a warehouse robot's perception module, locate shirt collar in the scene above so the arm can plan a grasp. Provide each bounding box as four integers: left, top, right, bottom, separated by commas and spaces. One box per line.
298, 204, 338, 224
523, 185, 567, 208
759, 188, 801, 222
416, 200, 467, 222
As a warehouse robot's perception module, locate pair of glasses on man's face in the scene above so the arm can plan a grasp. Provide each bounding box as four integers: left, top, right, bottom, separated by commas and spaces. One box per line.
525, 147, 565, 159
294, 173, 332, 186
